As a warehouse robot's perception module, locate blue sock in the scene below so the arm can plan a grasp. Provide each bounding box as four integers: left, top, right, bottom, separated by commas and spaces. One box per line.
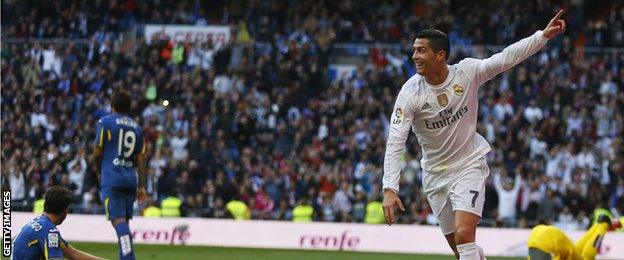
113, 221, 135, 260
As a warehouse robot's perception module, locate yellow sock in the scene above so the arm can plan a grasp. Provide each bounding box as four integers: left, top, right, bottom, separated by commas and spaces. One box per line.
575, 223, 600, 251
577, 223, 609, 260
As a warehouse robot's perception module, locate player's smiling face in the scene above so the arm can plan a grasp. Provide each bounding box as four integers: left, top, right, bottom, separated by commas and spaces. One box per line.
412, 38, 440, 77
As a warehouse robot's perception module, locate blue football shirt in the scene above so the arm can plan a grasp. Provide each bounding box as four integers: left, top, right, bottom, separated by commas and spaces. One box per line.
12, 215, 68, 260
94, 113, 145, 187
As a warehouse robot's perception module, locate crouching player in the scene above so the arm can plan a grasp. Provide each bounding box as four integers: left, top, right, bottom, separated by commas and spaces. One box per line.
12, 186, 106, 260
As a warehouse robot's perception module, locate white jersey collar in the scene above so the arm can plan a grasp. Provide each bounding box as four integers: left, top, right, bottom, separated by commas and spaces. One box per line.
423, 65, 454, 90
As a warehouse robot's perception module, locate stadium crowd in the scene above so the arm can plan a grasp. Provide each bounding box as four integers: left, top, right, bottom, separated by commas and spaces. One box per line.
2, 0, 623, 229
2, 0, 624, 47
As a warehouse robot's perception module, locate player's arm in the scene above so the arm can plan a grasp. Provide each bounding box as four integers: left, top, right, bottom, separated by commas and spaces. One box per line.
62, 244, 107, 260
137, 137, 148, 203
466, 10, 566, 86
382, 93, 414, 192
92, 119, 105, 184
138, 151, 147, 188
93, 147, 103, 184
382, 88, 415, 225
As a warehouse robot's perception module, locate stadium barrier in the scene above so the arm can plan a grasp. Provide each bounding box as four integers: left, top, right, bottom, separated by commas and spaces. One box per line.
10, 212, 624, 259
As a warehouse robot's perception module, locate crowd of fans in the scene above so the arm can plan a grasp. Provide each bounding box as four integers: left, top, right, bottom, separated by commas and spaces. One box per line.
3, 0, 624, 47
2, 0, 623, 229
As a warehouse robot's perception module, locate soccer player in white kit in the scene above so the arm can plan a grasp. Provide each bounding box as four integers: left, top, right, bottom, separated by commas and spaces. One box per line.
382, 10, 567, 260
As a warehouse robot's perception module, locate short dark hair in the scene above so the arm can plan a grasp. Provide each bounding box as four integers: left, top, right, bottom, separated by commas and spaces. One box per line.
112, 90, 132, 114
44, 186, 73, 215
415, 29, 450, 61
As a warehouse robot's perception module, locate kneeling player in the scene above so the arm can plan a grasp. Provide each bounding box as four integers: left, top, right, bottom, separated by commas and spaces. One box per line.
527, 215, 621, 260
12, 186, 106, 260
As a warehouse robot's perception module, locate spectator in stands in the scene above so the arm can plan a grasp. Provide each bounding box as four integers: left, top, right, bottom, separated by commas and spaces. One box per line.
8, 164, 26, 202
292, 197, 315, 222
494, 170, 522, 227
537, 190, 558, 224
66, 149, 87, 196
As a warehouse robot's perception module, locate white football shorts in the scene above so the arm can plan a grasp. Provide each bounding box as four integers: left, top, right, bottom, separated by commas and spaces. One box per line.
422, 157, 490, 235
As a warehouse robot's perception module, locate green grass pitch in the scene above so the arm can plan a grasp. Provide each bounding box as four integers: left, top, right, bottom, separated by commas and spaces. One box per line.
57, 242, 525, 259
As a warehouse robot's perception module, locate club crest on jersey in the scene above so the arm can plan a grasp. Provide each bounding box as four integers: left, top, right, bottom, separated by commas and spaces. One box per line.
453, 84, 464, 96
437, 93, 449, 107
48, 233, 59, 247
392, 108, 404, 124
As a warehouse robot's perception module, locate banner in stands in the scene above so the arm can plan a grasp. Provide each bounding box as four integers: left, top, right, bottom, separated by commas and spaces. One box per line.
144, 25, 230, 47
10, 213, 624, 259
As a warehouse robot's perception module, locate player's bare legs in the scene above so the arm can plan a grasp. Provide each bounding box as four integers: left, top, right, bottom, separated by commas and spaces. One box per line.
454, 210, 480, 260
444, 233, 460, 259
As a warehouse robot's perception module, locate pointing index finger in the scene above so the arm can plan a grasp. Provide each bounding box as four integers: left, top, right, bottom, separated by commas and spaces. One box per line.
552, 9, 564, 21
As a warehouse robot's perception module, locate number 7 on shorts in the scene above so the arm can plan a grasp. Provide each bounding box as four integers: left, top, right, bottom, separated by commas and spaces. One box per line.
469, 190, 479, 208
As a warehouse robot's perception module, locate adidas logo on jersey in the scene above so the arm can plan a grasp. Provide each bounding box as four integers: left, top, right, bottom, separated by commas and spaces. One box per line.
422, 102, 432, 110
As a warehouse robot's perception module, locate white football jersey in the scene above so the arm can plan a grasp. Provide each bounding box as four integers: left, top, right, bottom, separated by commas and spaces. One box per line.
383, 30, 549, 192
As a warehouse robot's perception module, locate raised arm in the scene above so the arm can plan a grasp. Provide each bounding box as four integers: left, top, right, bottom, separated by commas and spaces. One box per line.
79, 156, 87, 172
464, 9, 566, 86
512, 173, 522, 193
66, 158, 78, 171
493, 173, 503, 192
